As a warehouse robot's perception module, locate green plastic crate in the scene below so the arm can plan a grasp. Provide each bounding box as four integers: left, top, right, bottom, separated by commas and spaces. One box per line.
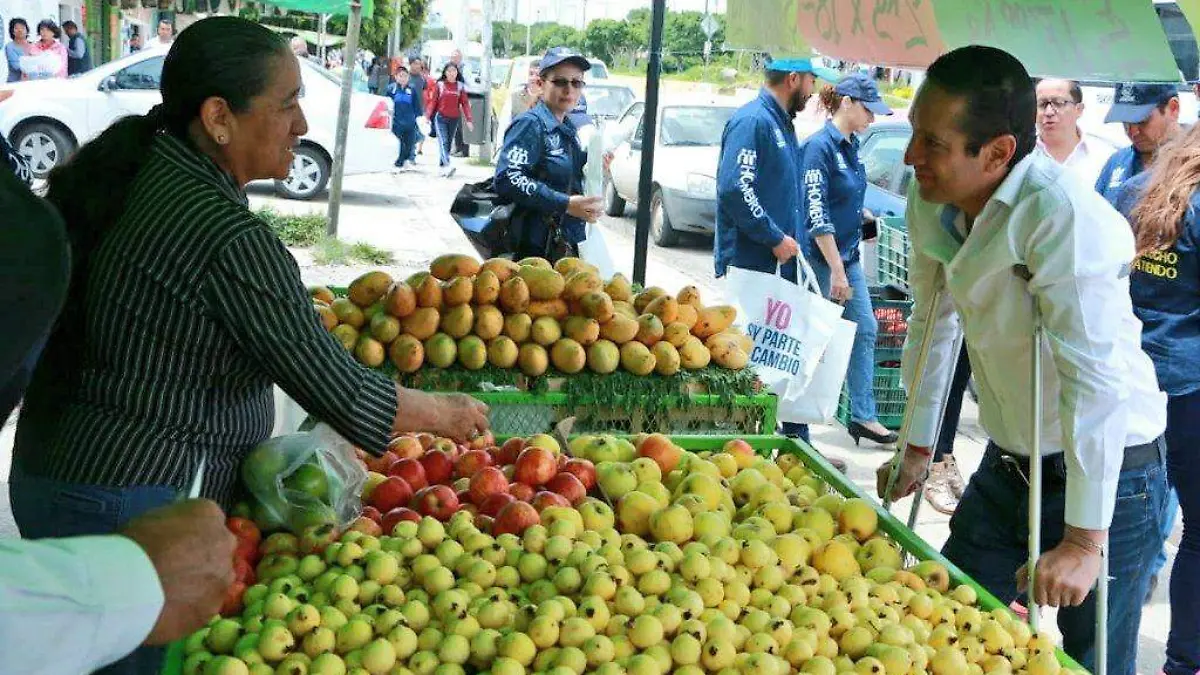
837, 287, 911, 430
877, 216, 910, 291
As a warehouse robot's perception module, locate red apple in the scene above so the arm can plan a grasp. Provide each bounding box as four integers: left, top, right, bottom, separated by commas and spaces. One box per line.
456, 449, 494, 480
532, 490, 571, 512
561, 458, 597, 491
475, 514, 495, 532
495, 437, 526, 466
388, 435, 424, 460
360, 505, 383, 524
460, 503, 479, 518
233, 556, 256, 585
638, 433, 683, 473
382, 507, 421, 534
369, 476, 415, 514
545, 472, 587, 505
468, 431, 495, 450
413, 485, 460, 520
514, 447, 557, 487
493, 501, 540, 536
235, 538, 260, 565
367, 450, 400, 475
414, 433, 434, 449
509, 482, 535, 502
469, 466, 510, 505
260, 532, 299, 555
226, 517, 262, 549
479, 492, 517, 517
297, 523, 339, 555
349, 516, 383, 537
502, 464, 516, 482
220, 581, 247, 616
722, 438, 755, 464
432, 438, 457, 456
456, 489, 472, 507
557, 454, 570, 470
419, 449, 455, 486
388, 459, 428, 491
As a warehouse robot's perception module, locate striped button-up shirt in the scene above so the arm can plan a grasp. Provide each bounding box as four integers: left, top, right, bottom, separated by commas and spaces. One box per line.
14, 134, 397, 504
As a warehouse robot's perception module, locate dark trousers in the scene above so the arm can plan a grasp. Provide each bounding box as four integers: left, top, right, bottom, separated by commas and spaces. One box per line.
943, 442, 1168, 675
934, 343, 973, 461
454, 116, 469, 154
10, 465, 178, 675
1165, 390, 1200, 675
393, 125, 417, 166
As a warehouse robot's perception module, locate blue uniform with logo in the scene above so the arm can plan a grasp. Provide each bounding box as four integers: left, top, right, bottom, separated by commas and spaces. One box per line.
390, 83, 420, 166
494, 100, 587, 257
1094, 145, 1144, 203
799, 120, 867, 264
714, 89, 803, 281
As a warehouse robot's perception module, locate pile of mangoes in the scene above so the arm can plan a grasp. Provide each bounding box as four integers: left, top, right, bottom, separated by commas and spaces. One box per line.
310, 254, 752, 377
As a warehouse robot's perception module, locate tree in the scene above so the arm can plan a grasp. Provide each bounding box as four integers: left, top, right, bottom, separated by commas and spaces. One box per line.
583, 18, 636, 69
532, 23, 583, 54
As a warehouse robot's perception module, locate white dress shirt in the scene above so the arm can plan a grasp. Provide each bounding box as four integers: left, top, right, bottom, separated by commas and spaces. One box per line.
144, 36, 174, 51
0, 536, 164, 674
903, 152, 1166, 530
1034, 128, 1117, 188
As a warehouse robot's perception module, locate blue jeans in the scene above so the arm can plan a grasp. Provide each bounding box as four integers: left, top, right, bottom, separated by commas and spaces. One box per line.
394, 125, 417, 166
1165, 390, 1200, 675
780, 258, 878, 438
435, 115, 460, 167
944, 443, 1168, 675
10, 465, 179, 675
1153, 489, 1179, 576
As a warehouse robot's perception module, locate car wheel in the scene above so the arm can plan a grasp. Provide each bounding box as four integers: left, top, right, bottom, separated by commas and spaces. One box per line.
15, 122, 75, 179
650, 188, 679, 247
275, 145, 330, 200
603, 176, 626, 217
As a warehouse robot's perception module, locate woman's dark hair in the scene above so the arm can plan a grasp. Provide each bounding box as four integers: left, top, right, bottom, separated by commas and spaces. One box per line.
817, 84, 843, 116
36, 20, 60, 39
8, 17, 28, 39
924, 45, 1037, 169
46, 16, 289, 267
439, 62, 460, 82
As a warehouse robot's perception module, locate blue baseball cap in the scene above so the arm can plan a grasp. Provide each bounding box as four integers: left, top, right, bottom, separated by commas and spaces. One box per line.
540, 46, 591, 75
765, 55, 839, 82
835, 72, 893, 115
1105, 82, 1178, 123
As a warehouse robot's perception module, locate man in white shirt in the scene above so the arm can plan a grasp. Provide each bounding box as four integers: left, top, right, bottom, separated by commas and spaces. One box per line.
1034, 78, 1116, 185
145, 19, 174, 50
878, 46, 1168, 675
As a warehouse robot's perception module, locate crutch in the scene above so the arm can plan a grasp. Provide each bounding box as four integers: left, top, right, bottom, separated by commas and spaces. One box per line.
1015, 264, 1107, 673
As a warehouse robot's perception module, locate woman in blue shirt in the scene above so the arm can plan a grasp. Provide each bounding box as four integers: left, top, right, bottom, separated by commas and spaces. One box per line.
1111, 123, 1200, 675
389, 66, 419, 169
798, 72, 896, 446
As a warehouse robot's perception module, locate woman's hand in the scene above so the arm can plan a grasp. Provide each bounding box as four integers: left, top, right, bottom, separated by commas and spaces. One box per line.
394, 387, 489, 443
829, 267, 852, 302
465, 121, 475, 132
567, 195, 603, 223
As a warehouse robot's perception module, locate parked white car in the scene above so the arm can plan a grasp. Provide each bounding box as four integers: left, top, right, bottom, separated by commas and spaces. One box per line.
0, 50, 399, 200
603, 96, 740, 247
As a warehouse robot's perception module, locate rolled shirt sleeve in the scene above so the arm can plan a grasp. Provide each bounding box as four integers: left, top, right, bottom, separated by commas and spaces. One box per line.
716, 118, 786, 249
202, 226, 397, 456
1024, 200, 1134, 530
799, 144, 836, 239
495, 116, 570, 215
0, 536, 164, 675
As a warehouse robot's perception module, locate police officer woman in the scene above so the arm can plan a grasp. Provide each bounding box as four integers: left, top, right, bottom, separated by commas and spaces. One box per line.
798, 72, 897, 446
494, 47, 602, 261
1110, 122, 1200, 675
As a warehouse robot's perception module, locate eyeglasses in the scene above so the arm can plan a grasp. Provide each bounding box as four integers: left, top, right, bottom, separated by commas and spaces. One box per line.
1036, 97, 1076, 112
548, 78, 587, 90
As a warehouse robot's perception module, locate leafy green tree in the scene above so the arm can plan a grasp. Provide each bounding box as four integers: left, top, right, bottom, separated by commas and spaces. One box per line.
532, 23, 583, 54
583, 18, 636, 67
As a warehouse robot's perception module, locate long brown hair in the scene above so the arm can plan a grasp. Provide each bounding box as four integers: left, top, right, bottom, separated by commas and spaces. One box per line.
1130, 123, 1200, 255
817, 84, 842, 117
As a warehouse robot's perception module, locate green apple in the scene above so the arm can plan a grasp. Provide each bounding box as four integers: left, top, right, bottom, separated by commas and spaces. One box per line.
302, 626, 336, 658
596, 462, 639, 501
438, 634, 471, 665
286, 604, 321, 637
492, 657, 527, 675
309, 653, 347, 675
497, 631, 537, 666
205, 619, 242, 655
256, 624, 294, 663
335, 618, 374, 653
360, 637, 397, 674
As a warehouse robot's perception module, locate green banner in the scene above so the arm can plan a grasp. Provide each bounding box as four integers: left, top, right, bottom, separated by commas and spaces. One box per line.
265, 0, 373, 19
725, 0, 809, 53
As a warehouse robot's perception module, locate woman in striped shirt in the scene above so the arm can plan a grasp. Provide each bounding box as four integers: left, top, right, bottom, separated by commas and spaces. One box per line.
11, 20, 487, 673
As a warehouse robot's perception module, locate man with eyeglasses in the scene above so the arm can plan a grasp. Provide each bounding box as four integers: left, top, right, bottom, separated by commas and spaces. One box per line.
1095, 83, 1182, 202
1034, 79, 1116, 185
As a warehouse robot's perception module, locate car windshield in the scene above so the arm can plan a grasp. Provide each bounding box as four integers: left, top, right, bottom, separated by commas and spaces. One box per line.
588, 62, 609, 79
586, 87, 635, 118
659, 106, 735, 146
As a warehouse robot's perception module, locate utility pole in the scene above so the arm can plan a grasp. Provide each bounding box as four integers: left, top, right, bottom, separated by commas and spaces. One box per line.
524, 0, 531, 55
390, 0, 402, 59
326, 0, 363, 236
631, 0, 666, 286
481, 0, 494, 159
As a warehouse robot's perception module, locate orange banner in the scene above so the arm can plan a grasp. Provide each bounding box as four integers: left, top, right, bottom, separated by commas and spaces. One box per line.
792, 0, 946, 68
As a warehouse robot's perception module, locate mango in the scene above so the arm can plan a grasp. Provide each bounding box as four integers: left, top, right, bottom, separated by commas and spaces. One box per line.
550, 338, 587, 374
620, 341, 657, 376
578, 291, 614, 323
331, 298, 366, 329
473, 305, 504, 340
369, 313, 401, 343
429, 253, 481, 281
676, 285, 702, 308
531, 316, 562, 347
645, 296, 680, 324
679, 336, 712, 370
408, 272, 443, 309
605, 273, 633, 303
499, 277, 531, 314
635, 314, 665, 346
473, 270, 501, 305
331, 324, 359, 351
563, 316, 600, 346
652, 342, 681, 376
503, 313, 533, 343
401, 307, 440, 341
599, 314, 639, 344
424, 333, 458, 369
442, 276, 474, 306
554, 256, 597, 278
586, 340, 621, 374
440, 304, 474, 339
487, 336, 520, 369
563, 271, 604, 302
710, 337, 749, 369
309, 285, 336, 305
383, 283, 417, 318
527, 299, 569, 320
518, 343, 549, 377
519, 266, 566, 301
692, 305, 738, 339
481, 258, 521, 283
354, 336, 386, 367
634, 287, 667, 314
663, 322, 692, 348
458, 336, 488, 370
612, 301, 638, 320
315, 303, 338, 331
518, 256, 552, 269
389, 334, 424, 373
348, 271, 394, 308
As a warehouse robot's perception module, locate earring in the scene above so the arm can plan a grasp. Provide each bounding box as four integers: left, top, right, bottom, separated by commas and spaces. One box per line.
216, 134, 227, 144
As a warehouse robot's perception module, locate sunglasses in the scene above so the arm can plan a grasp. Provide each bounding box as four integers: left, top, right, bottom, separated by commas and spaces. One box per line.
1036, 97, 1076, 112
548, 78, 587, 90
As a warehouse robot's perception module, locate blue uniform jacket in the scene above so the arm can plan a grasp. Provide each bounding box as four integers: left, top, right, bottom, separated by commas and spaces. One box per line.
799, 120, 867, 265
390, 84, 420, 130
1109, 173, 1200, 397
494, 101, 587, 252
1094, 145, 1144, 202
714, 89, 802, 281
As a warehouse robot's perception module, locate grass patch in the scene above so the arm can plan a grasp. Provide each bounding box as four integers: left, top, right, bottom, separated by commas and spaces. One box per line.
312, 237, 396, 266
256, 207, 327, 247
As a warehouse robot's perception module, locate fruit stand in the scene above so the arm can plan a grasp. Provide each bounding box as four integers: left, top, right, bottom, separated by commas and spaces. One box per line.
163, 431, 1085, 675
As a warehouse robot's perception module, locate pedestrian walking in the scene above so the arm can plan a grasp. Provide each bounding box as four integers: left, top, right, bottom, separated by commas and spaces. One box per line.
63, 20, 91, 75
4, 18, 30, 82
368, 56, 389, 95
27, 19, 66, 80
408, 58, 429, 161
389, 66, 420, 170
427, 62, 473, 177
879, 46, 1168, 675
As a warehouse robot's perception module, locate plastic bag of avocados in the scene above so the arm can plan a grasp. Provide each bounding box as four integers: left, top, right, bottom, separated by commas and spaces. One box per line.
241, 423, 366, 534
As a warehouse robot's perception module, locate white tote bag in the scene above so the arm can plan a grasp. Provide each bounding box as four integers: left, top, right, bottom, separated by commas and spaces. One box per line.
725, 256, 843, 398
777, 315, 856, 424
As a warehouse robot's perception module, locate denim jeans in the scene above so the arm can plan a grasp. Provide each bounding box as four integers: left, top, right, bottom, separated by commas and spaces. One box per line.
394, 125, 417, 166
10, 465, 179, 675
435, 115, 460, 167
933, 343, 973, 462
943, 443, 1168, 675
1165, 390, 1200, 675
1153, 489, 1179, 576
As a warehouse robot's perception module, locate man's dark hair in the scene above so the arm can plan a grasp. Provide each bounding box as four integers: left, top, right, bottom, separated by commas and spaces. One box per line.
159, 18, 173, 30
62, 20, 77, 32
8, 17, 28, 39
925, 45, 1037, 168
1032, 77, 1083, 104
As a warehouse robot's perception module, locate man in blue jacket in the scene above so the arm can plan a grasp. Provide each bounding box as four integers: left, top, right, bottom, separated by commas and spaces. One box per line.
714, 56, 835, 281
1095, 82, 1180, 202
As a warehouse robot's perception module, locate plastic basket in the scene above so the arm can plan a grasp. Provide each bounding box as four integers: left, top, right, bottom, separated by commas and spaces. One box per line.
876, 216, 910, 291
837, 286, 912, 430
